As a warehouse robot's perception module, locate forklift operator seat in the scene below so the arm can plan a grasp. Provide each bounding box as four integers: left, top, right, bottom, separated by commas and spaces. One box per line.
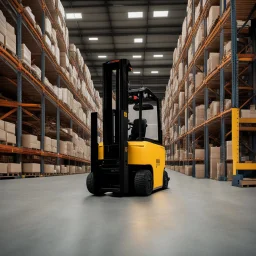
129, 119, 147, 140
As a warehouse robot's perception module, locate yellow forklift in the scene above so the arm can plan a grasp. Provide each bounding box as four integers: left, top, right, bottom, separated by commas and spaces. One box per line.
86, 59, 169, 196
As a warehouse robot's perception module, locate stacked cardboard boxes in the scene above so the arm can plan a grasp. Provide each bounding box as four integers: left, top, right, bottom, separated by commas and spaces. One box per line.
0, 120, 16, 144
23, 163, 40, 173
195, 164, 205, 178
210, 147, 220, 179
22, 134, 40, 149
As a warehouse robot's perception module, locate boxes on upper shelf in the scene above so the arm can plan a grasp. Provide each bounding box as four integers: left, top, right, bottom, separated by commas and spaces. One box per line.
207, 53, 220, 74
207, 6, 220, 35
0, 128, 6, 141
21, 44, 31, 66
6, 133, 16, 144
4, 121, 15, 134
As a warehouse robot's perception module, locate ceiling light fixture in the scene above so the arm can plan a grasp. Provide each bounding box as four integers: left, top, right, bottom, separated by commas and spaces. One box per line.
151, 71, 159, 74
133, 71, 141, 74
154, 54, 163, 58
128, 12, 143, 18
66, 13, 82, 19
133, 55, 142, 58
98, 55, 107, 58
134, 38, 143, 43
89, 37, 98, 41
153, 11, 169, 17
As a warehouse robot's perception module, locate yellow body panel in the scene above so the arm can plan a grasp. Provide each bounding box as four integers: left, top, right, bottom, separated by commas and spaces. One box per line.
98, 141, 165, 190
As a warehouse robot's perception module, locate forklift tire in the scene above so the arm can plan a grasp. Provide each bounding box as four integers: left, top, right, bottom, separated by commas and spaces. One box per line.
86, 173, 104, 196
134, 170, 153, 196
162, 170, 170, 189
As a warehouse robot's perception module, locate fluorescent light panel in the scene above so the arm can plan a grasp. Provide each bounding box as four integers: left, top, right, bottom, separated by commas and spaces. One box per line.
98, 55, 107, 58
133, 55, 142, 58
153, 11, 169, 17
154, 54, 163, 58
89, 37, 98, 41
128, 12, 143, 18
66, 13, 82, 19
133, 71, 141, 74
134, 38, 143, 43
151, 71, 159, 74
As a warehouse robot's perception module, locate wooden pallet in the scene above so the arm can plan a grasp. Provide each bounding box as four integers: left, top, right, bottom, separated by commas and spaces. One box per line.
239, 179, 256, 187
22, 172, 41, 178
0, 172, 21, 179
0, 141, 16, 146
44, 173, 58, 176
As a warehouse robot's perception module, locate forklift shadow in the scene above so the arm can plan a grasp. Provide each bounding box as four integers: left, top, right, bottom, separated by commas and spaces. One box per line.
84, 188, 170, 201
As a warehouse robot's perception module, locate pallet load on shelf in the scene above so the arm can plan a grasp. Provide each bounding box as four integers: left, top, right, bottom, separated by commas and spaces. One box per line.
207, 6, 220, 36
185, 165, 192, 176
23, 163, 40, 173
22, 134, 40, 150
0, 163, 22, 174
0, 120, 16, 144
195, 164, 205, 179
44, 164, 55, 174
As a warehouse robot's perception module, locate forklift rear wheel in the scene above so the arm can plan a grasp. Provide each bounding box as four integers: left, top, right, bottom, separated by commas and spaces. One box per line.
86, 173, 105, 196
162, 170, 170, 189
134, 170, 153, 196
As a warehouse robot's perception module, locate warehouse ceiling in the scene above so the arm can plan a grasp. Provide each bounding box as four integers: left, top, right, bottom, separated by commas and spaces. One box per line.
62, 0, 187, 98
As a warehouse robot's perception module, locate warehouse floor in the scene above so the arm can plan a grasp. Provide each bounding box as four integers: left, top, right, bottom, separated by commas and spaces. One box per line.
0, 170, 256, 256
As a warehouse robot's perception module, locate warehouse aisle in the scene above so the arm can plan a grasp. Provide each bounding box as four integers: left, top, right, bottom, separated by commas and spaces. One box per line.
0, 170, 256, 256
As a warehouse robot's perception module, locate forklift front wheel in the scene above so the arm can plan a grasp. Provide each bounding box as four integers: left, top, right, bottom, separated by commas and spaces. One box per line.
134, 170, 153, 196
86, 173, 105, 196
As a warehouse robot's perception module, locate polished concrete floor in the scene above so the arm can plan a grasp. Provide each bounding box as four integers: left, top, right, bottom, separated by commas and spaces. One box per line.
0, 169, 256, 256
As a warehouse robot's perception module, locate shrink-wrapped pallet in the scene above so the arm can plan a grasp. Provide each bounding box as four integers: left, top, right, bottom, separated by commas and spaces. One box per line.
23, 163, 40, 173
44, 164, 55, 174
0, 163, 8, 173
21, 44, 31, 66
8, 163, 21, 173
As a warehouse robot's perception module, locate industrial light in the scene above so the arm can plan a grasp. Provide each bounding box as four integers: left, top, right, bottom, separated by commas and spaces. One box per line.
66, 13, 82, 19
134, 38, 143, 43
153, 11, 169, 17
133, 71, 141, 74
128, 12, 143, 18
151, 71, 159, 74
98, 55, 107, 58
89, 37, 98, 41
133, 55, 142, 58
154, 54, 163, 58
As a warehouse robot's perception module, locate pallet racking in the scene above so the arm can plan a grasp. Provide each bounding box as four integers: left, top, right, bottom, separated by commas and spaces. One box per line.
162, 0, 256, 185
0, 0, 103, 177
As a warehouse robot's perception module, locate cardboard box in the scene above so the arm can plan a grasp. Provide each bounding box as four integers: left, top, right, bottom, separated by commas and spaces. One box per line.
0, 128, 6, 141
226, 141, 232, 160
5, 35, 16, 54
180, 166, 185, 174
51, 139, 57, 147
60, 141, 67, 155
0, 31, 4, 45
217, 163, 233, 181
207, 53, 219, 74
55, 165, 60, 173
241, 109, 250, 118
0, 120, 4, 130
0, 163, 8, 174
8, 163, 21, 173
210, 147, 220, 158
21, 44, 31, 66
22, 134, 37, 146
23, 163, 40, 173
4, 121, 15, 134
185, 165, 192, 176
6, 133, 16, 144
207, 6, 220, 35
69, 166, 76, 174
61, 165, 69, 173
195, 164, 205, 178
195, 149, 204, 159
44, 136, 51, 145
44, 144, 52, 152
210, 158, 219, 179
195, 72, 204, 88
44, 164, 55, 173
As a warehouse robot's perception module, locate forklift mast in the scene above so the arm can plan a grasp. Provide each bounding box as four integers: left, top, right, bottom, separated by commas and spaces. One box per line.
91, 59, 131, 195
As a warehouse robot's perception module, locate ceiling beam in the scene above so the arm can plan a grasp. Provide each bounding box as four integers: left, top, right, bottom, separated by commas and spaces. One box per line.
62, 1, 187, 8
79, 47, 175, 53
68, 25, 182, 32
86, 64, 172, 68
